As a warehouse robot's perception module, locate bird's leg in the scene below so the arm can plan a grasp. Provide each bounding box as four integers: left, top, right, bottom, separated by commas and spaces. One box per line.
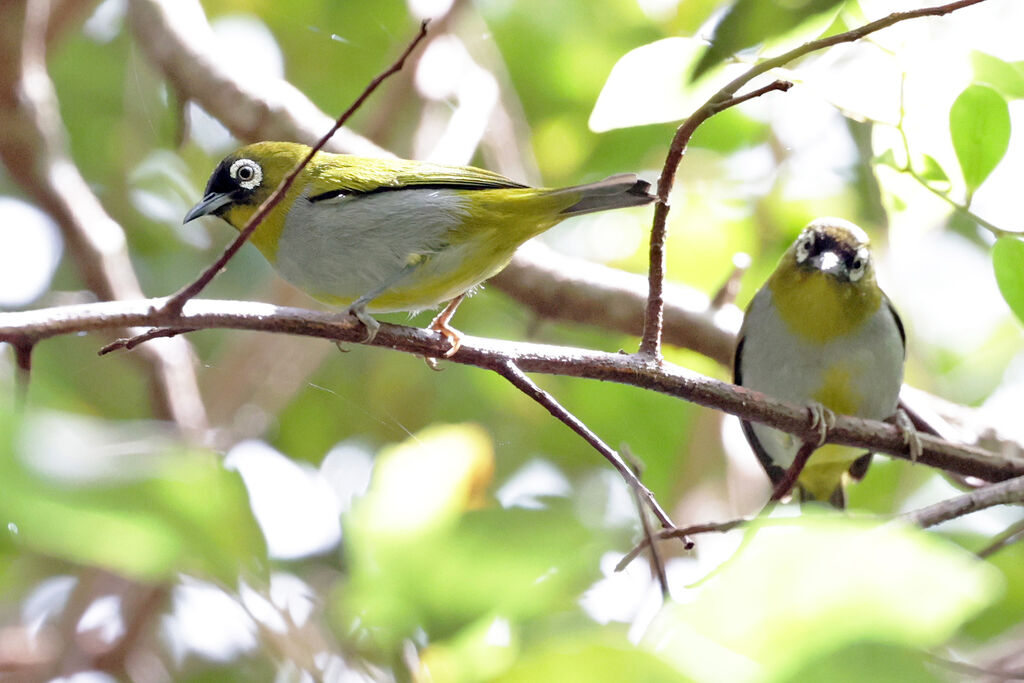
770, 440, 817, 502
347, 262, 419, 343
429, 293, 466, 358
769, 403, 835, 503
892, 408, 923, 463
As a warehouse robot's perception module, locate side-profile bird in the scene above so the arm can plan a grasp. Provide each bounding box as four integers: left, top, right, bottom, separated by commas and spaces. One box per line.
734, 218, 906, 508
184, 141, 654, 352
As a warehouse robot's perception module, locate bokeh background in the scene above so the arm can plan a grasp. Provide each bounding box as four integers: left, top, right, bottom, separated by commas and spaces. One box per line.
2, 0, 1024, 680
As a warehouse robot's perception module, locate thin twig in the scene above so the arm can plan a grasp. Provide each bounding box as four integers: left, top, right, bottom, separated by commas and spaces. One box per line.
710, 252, 751, 309
901, 475, 1024, 528
128, 0, 389, 158
977, 518, 1024, 559
616, 518, 744, 572
99, 327, 197, 355
160, 20, 431, 317
638, 0, 991, 358
10, 336, 32, 408
622, 447, 669, 598
770, 441, 817, 502
492, 359, 682, 535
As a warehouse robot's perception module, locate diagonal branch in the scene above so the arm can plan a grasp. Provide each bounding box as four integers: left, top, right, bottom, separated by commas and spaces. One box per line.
491, 359, 681, 534
127, 0, 389, 157
0, 0, 206, 432
901, 475, 1024, 528
160, 19, 430, 316
638, 0, 992, 358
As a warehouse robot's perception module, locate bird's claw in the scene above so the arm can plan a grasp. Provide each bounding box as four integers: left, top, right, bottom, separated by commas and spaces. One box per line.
895, 409, 923, 462
807, 403, 836, 447
433, 322, 463, 358
428, 294, 466, 358
348, 305, 380, 343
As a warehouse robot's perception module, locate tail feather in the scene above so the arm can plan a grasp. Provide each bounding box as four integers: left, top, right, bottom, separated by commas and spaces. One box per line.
797, 484, 846, 509
556, 174, 654, 216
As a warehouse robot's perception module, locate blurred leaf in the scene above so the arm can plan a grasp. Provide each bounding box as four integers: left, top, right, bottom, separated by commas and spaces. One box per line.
494, 637, 691, 683
418, 615, 520, 683
776, 641, 937, 683
647, 516, 1000, 681
963, 539, 1024, 639
689, 107, 770, 153
874, 148, 900, 170
351, 423, 495, 537
337, 425, 607, 656
970, 51, 1024, 100
950, 85, 1010, 194
590, 38, 740, 132
691, 0, 846, 80
0, 414, 265, 584
992, 236, 1024, 326
340, 503, 605, 654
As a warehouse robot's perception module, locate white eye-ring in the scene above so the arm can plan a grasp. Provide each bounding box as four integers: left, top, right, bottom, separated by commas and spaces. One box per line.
229, 158, 263, 190
794, 231, 815, 264
849, 247, 869, 282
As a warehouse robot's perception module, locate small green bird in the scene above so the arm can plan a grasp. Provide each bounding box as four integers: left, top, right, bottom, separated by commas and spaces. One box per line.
734, 218, 906, 508
185, 142, 654, 350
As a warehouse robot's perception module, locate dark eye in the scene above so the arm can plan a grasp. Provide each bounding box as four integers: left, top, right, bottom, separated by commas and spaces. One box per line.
849, 249, 869, 281
795, 232, 815, 263
228, 159, 263, 190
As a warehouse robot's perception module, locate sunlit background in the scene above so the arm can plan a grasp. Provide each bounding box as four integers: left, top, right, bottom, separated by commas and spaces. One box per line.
1, 0, 1023, 680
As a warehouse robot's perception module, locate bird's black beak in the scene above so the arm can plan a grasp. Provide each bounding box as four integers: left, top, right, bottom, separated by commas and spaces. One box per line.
184, 191, 233, 223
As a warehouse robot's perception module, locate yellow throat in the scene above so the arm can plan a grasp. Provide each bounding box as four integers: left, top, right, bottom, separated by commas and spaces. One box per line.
768, 266, 881, 344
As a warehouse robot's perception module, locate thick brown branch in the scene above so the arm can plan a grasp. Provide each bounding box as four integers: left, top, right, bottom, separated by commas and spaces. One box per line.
2, 299, 1020, 483
126, 0, 389, 157
491, 242, 738, 366
901, 475, 1024, 528
0, 0, 205, 433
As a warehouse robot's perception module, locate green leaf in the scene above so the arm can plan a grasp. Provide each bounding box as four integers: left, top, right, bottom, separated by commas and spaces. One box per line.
691, 0, 846, 80
0, 413, 266, 584
646, 516, 1000, 681
915, 154, 951, 188
494, 638, 692, 683
964, 539, 1024, 639
590, 37, 736, 132
336, 426, 607, 656
776, 642, 938, 683
992, 236, 1024, 326
970, 51, 1024, 100
950, 84, 1010, 193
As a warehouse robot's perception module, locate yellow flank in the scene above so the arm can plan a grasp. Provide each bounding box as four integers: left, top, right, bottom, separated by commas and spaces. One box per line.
769, 265, 881, 343
812, 363, 861, 416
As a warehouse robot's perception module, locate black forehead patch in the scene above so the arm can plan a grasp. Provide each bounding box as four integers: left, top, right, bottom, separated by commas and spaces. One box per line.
204, 157, 242, 195
806, 224, 866, 261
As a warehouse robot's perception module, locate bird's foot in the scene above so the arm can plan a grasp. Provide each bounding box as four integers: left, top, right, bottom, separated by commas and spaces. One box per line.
348, 304, 380, 343
429, 294, 466, 358
806, 403, 837, 447
893, 409, 923, 463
